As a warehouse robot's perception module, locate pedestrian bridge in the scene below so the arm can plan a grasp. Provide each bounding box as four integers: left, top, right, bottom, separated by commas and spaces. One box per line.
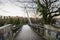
0, 24, 60, 40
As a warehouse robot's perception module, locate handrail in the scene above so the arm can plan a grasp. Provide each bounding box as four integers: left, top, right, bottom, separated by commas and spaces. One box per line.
0, 24, 12, 30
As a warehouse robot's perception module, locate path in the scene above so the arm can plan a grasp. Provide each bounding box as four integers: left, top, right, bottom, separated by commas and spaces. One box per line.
15, 25, 45, 40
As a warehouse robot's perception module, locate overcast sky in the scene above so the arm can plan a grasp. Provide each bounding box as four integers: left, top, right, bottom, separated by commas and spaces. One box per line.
0, 0, 36, 17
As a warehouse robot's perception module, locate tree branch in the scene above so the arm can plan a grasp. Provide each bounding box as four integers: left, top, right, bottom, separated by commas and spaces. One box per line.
50, 0, 59, 4
50, 10, 58, 13
50, 7, 60, 14
52, 13, 60, 17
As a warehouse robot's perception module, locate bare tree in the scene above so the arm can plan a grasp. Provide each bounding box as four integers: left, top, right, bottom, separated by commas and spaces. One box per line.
35, 0, 60, 24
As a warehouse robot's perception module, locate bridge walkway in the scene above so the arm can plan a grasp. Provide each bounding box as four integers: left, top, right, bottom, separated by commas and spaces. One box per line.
15, 25, 45, 40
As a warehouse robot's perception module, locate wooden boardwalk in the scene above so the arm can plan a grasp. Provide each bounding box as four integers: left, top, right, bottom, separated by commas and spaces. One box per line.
15, 25, 45, 40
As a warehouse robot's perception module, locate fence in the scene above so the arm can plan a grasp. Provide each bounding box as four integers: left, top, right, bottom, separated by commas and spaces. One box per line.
0, 24, 22, 40
0, 24, 12, 40
30, 24, 60, 40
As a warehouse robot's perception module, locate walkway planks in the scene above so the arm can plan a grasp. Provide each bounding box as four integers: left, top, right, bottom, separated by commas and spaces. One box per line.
15, 25, 44, 40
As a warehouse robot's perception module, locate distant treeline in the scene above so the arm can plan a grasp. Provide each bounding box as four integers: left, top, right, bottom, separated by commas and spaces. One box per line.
0, 16, 44, 27
0, 16, 28, 26
30, 18, 43, 24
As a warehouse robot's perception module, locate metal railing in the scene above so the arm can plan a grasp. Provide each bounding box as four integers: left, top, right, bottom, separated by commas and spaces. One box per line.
0, 24, 12, 40
30, 24, 60, 40
0, 24, 23, 40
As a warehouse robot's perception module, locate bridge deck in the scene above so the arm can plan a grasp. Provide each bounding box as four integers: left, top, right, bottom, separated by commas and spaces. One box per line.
15, 25, 44, 40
